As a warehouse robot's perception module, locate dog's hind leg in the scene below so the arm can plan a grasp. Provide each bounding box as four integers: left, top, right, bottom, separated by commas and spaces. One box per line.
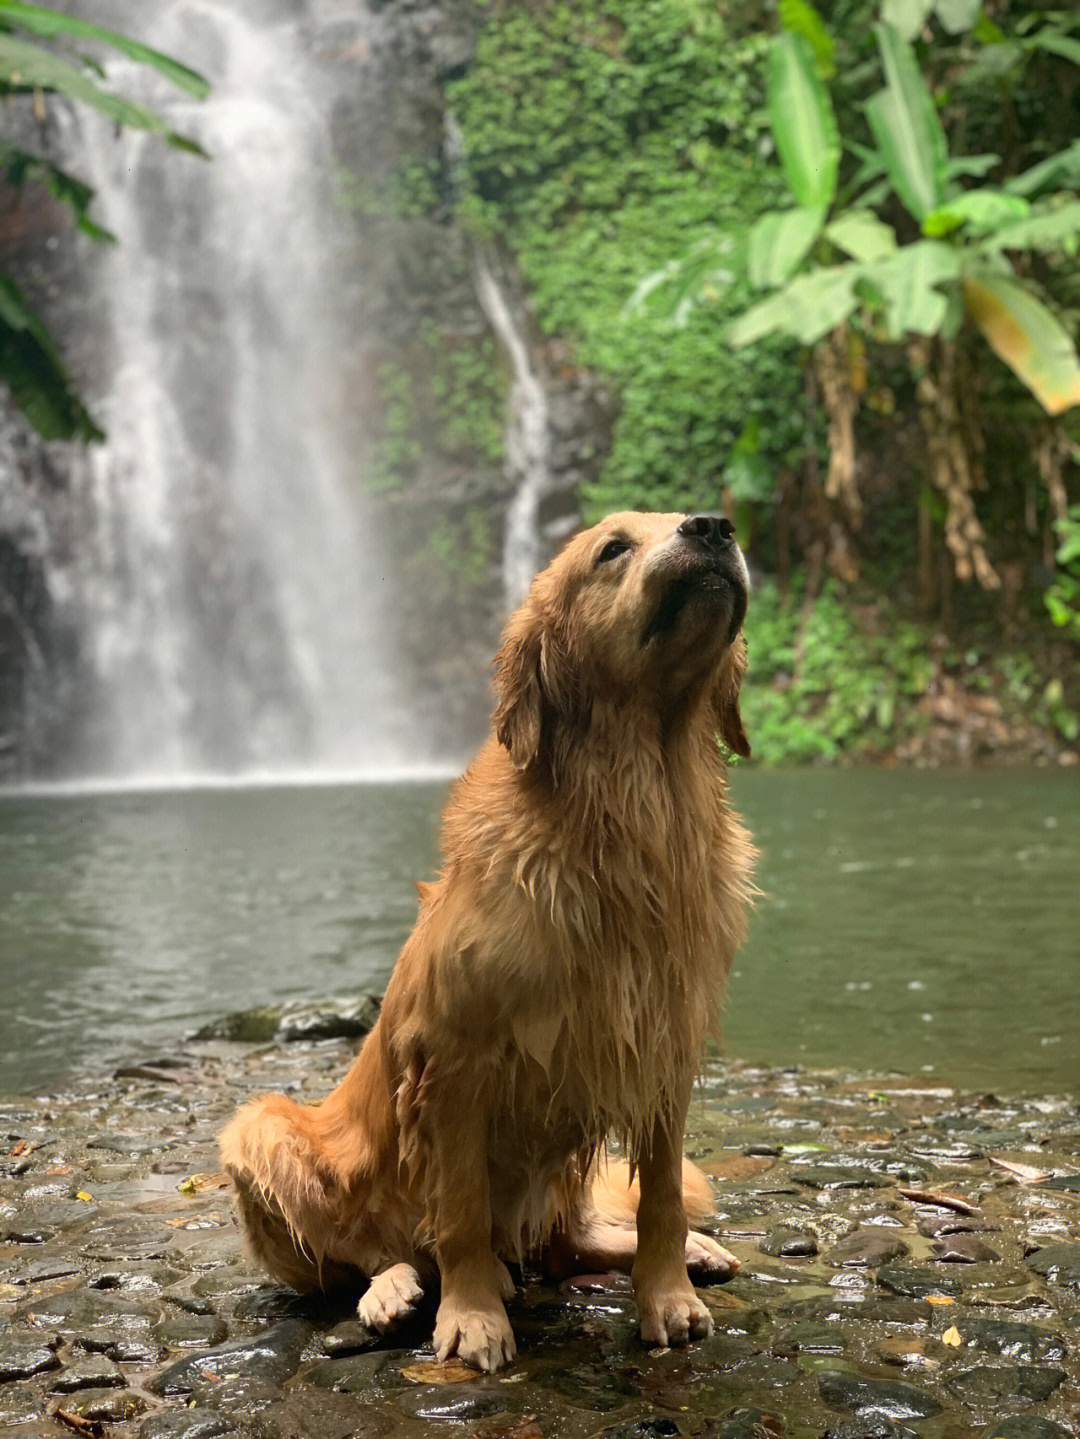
546, 1154, 738, 1282
220, 1093, 355, 1290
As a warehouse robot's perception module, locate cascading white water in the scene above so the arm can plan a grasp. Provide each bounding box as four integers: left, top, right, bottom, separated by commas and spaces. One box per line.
62, 0, 415, 779
473, 256, 552, 610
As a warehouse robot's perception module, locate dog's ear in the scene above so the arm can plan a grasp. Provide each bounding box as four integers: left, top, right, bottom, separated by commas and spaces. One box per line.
493, 602, 545, 771
715, 633, 751, 759
493, 603, 577, 774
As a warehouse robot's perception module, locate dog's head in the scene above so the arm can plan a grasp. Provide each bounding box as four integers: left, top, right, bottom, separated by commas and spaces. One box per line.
494, 511, 750, 776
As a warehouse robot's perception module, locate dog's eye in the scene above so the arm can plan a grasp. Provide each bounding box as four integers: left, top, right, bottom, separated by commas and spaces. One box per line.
596, 538, 632, 565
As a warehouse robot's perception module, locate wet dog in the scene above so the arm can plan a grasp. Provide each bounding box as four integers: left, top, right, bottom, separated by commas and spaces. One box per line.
220, 511, 754, 1370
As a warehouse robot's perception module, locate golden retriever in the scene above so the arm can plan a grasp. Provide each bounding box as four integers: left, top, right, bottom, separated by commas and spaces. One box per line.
219, 510, 754, 1372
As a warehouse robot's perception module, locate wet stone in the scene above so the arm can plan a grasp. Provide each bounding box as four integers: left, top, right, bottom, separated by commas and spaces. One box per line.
532, 1360, 641, 1411
139, 1407, 238, 1439
250, 1391, 394, 1439
301, 1352, 390, 1394
1025, 1243, 1080, 1289
980, 1420, 1077, 1439
827, 1229, 910, 1268
396, 1385, 506, 1421
0, 1333, 60, 1381
699, 1411, 785, 1439
760, 1228, 818, 1258
775, 1321, 846, 1355
792, 1166, 891, 1190
875, 1264, 962, 1299
602, 1419, 681, 1439
935, 1315, 1066, 1362
56, 1387, 147, 1422
946, 1364, 1065, 1406
50, 1352, 125, 1391
825, 1421, 919, 1439
818, 1372, 943, 1419
320, 1319, 383, 1356
933, 1232, 1000, 1263
148, 1318, 314, 1396
153, 1308, 228, 1349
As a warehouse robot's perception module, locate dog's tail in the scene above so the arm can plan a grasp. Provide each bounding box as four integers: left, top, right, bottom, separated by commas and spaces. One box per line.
589, 1153, 714, 1226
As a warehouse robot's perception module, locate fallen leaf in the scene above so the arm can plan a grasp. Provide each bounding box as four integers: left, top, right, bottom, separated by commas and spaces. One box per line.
54, 1408, 102, 1438
990, 1157, 1050, 1184
75, 1191, 94, 1203
165, 1214, 227, 1230
10, 1139, 27, 1157
926, 1294, 955, 1307
898, 1187, 980, 1215
401, 1359, 480, 1385
177, 1172, 230, 1196
941, 1325, 962, 1347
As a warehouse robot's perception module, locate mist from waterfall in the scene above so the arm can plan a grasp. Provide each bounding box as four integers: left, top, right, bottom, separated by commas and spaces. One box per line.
59, 0, 421, 781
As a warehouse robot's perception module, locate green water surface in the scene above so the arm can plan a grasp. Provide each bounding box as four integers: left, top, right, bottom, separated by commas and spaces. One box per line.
0, 769, 1076, 1096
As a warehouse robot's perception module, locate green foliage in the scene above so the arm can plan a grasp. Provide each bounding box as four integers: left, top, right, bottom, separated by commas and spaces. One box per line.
742, 580, 935, 762
368, 361, 422, 492
1045, 505, 1080, 642
636, 5, 1080, 414
425, 325, 505, 465
447, 0, 807, 515
0, 1, 207, 441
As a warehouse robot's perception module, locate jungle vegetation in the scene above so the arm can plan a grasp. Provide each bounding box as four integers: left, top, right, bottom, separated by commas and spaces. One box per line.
449, 0, 1080, 761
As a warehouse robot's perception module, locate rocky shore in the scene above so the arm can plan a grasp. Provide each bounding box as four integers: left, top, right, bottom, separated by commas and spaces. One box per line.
2, 1000, 1078, 1439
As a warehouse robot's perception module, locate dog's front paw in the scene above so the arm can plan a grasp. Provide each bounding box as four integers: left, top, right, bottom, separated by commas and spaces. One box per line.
433, 1299, 516, 1372
638, 1285, 714, 1347
685, 1229, 739, 1278
358, 1263, 424, 1332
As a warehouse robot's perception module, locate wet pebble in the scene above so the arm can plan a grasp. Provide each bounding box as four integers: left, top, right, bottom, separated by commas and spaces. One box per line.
50, 1352, 125, 1391
980, 1420, 1077, 1439
825, 1419, 919, 1439
139, 1407, 238, 1438
760, 1228, 818, 1258
301, 1351, 390, 1393
791, 1165, 891, 1190
947, 1364, 1066, 1406
875, 1264, 961, 1299
1025, 1243, 1080, 1290
818, 1372, 943, 1419
935, 1315, 1066, 1363
55, 1387, 147, 1422
149, 1318, 313, 1396
932, 1231, 1000, 1263
0, 1334, 60, 1381
320, 1319, 383, 1356
396, 1385, 505, 1421
153, 1308, 228, 1349
827, 1229, 910, 1268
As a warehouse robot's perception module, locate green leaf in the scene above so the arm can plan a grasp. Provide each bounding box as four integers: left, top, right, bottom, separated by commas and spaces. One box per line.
866, 23, 948, 222
767, 31, 840, 210
0, 34, 207, 156
778, 0, 836, 79
880, 0, 933, 42
1006, 141, 1080, 199
0, 0, 209, 98
934, 0, 983, 34
1, 142, 114, 242
976, 200, 1080, 255
1032, 34, 1080, 68
748, 205, 825, 289
963, 270, 1080, 414
862, 239, 961, 337
825, 210, 898, 262
729, 263, 860, 347
0, 274, 103, 441
922, 187, 1029, 237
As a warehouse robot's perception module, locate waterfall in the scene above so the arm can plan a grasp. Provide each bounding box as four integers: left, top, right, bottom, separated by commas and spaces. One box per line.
58, 0, 415, 780
473, 257, 551, 610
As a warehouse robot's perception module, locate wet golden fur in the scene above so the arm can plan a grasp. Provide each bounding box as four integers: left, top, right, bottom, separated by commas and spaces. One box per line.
220, 511, 755, 1370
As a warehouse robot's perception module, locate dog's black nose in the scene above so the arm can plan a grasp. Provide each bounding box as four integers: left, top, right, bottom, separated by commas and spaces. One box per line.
678, 514, 736, 547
